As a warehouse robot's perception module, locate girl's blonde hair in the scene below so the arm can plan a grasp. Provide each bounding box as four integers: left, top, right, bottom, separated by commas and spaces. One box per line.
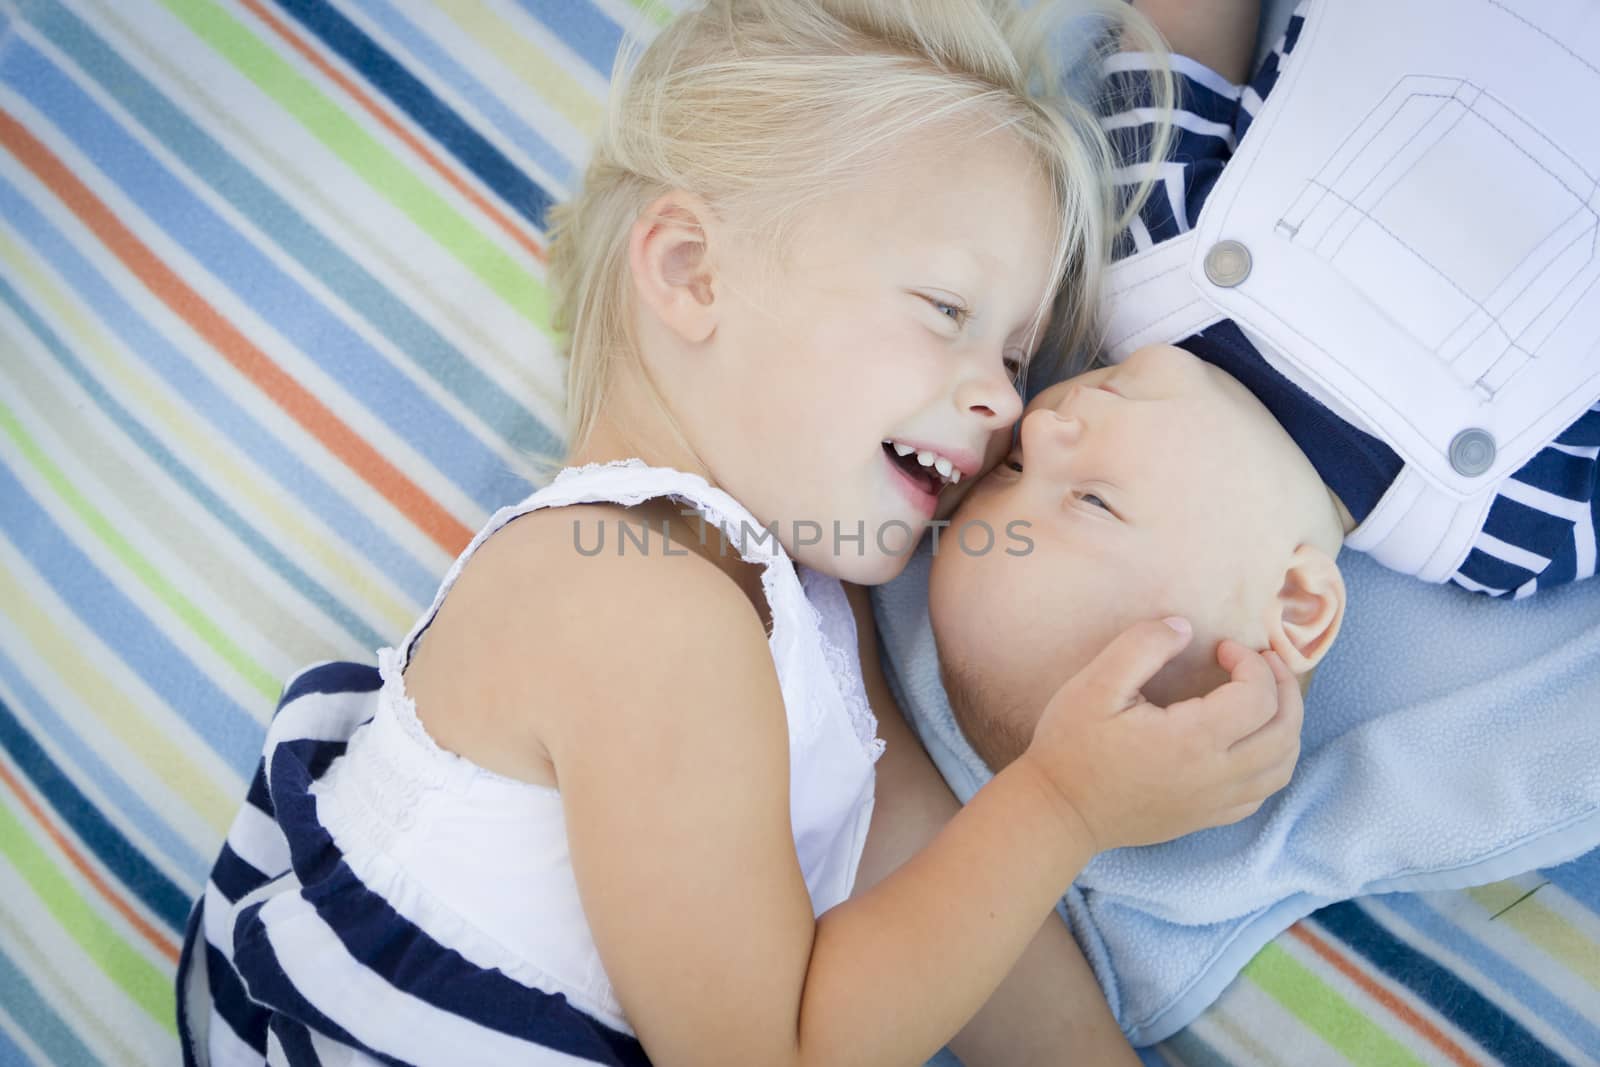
547, 0, 1173, 453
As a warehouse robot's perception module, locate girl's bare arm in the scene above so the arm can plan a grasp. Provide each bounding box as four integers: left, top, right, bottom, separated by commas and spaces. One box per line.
509, 538, 1296, 1066
532, 546, 1096, 1067
846, 585, 1137, 1067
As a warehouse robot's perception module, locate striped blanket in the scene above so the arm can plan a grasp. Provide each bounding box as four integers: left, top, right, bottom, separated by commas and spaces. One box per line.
0, 0, 1594, 1064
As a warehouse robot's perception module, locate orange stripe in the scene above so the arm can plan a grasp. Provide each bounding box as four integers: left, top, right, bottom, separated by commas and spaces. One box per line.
239, 0, 549, 266
0, 758, 180, 965
1288, 923, 1484, 1067
0, 109, 475, 556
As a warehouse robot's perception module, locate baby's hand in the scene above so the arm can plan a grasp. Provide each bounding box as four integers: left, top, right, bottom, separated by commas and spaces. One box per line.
1021, 619, 1302, 853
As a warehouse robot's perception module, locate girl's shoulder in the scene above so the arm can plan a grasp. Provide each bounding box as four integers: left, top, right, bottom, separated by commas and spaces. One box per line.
404, 499, 778, 782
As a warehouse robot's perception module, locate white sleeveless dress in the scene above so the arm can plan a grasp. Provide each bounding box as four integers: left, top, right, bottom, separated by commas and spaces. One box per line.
176, 460, 885, 1067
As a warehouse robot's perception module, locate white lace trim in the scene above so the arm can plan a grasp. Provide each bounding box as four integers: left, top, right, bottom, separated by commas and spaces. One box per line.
813, 622, 887, 764
550, 457, 649, 482
375, 645, 560, 798
385, 458, 878, 781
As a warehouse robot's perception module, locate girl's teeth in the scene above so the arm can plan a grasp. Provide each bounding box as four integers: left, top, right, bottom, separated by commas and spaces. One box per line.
887, 440, 960, 486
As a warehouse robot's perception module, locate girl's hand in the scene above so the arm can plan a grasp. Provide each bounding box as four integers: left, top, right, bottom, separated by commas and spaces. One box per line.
1021, 618, 1302, 853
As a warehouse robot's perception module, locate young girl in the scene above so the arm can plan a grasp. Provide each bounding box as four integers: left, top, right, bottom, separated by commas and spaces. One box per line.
177, 2, 1303, 1064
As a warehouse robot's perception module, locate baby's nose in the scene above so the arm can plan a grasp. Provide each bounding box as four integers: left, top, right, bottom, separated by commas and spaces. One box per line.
1021, 406, 1082, 459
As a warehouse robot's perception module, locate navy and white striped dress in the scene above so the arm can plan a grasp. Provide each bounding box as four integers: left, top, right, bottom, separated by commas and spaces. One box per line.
1101, 8, 1600, 598
176, 461, 885, 1066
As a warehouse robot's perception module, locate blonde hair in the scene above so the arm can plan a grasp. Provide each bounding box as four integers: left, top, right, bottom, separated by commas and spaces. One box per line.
546, 0, 1174, 453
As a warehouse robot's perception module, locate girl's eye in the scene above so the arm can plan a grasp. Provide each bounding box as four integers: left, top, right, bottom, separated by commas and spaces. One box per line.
926, 296, 969, 327
1006, 459, 1023, 473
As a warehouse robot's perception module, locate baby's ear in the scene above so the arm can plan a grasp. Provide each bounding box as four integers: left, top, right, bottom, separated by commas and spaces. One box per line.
628, 191, 719, 344
1266, 544, 1346, 674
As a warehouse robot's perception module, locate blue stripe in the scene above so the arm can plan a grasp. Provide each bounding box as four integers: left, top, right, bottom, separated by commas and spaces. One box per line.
1539, 846, 1600, 914
1511, 448, 1593, 501
0, 462, 263, 773
231, 897, 412, 1067
0, 692, 191, 931
1104, 68, 1238, 127
345, 0, 573, 183
1536, 524, 1578, 588
211, 842, 270, 905
0, 1021, 38, 1067
177, 902, 205, 1067
0, 945, 97, 1067
1455, 547, 1527, 594
203, 933, 272, 1058
271, 1016, 326, 1066
0, 640, 207, 882
1376, 893, 1600, 1056
278, 661, 382, 708
19, 0, 563, 470
1282, 12, 1305, 56
507, 0, 624, 77
268, 0, 556, 231
1154, 1031, 1228, 1067
1482, 494, 1562, 556
240, 732, 651, 1064
0, 273, 388, 653
5, 38, 530, 515
1556, 406, 1600, 447
247, 761, 275, 820
0, 174, 439, 609
1315, 899, 1571, 1066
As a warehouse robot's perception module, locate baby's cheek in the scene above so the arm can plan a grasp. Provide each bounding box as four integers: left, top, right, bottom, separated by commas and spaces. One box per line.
1144, 644, 1231, 709
936, 479, 978, 521
935, 441, 1010, 520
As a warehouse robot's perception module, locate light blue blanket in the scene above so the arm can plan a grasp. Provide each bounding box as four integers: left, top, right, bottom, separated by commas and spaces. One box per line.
875, 541, 1600, 1046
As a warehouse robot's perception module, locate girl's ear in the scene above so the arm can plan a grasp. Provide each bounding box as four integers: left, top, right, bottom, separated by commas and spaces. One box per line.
1266, 544, 1346, 674
628, 192, 718, 344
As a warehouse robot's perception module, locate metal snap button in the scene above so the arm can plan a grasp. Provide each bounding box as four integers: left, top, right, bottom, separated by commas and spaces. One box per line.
1203, 240, 1252, 287
1449, 428, 1496, 477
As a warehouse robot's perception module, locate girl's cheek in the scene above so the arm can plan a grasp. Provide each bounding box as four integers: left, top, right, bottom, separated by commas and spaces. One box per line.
980, 425, 1015, 475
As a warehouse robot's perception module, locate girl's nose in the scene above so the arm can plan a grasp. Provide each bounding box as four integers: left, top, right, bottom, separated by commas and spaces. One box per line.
955, 366, 1025, 428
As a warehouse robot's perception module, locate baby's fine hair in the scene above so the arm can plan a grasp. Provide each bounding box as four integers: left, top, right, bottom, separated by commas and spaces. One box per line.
547, 0, 1174, 451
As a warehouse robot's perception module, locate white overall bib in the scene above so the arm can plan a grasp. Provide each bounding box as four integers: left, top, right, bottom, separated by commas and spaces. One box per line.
1102, 0, 1600, 581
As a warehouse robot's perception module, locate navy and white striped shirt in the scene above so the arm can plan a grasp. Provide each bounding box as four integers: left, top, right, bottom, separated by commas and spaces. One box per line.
1101, 10, 1600, 597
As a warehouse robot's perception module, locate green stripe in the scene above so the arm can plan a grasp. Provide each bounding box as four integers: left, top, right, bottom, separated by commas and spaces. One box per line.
625, 0, 674, 27
159, 0, 551, 332
1467, 884, 1600, 989
1244, 942, 1428, 1067
0, 399, 281, 701
0, 798, 176, 1033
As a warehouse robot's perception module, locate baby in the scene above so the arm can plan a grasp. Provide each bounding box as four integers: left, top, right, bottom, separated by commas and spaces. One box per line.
930, 0, 1600, 771
1095, 0, 1600, 601
931, 343, 1346, 770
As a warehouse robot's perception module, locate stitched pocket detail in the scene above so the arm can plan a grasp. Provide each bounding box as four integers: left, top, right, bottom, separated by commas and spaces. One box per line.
1275, 75, 1599, 401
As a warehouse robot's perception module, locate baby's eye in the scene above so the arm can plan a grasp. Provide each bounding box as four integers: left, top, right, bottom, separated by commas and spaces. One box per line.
1077, 491, 1110, 511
